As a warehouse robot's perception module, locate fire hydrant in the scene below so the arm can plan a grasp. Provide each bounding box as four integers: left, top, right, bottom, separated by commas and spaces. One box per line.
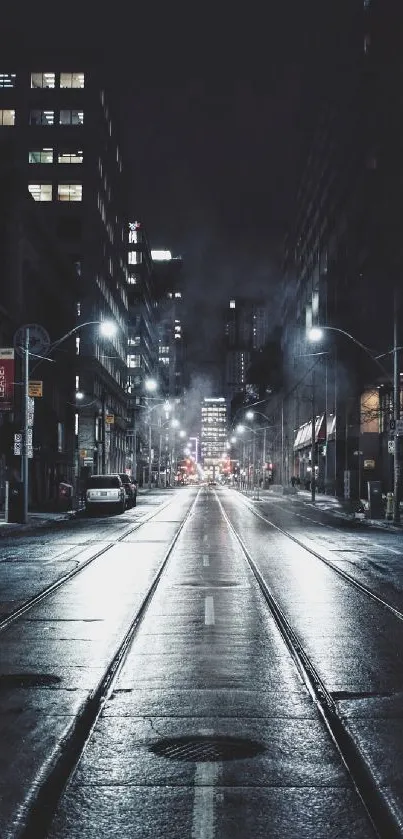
385, 492, 394, 520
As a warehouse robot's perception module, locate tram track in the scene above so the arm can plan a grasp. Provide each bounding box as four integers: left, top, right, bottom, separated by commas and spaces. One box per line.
0, 496, 175, 635
10, 492, 198, 839
217, 493, 401, 839
237, 491, 403, 623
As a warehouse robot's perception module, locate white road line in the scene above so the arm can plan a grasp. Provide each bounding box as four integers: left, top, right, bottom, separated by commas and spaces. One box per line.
192, 762, 219, 839
203, 554, 209, 566
204, 595, 215, 625
203, 534, 208, 543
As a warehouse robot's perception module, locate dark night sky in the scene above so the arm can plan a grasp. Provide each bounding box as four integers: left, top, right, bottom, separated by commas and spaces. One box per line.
3, 2, 334, 376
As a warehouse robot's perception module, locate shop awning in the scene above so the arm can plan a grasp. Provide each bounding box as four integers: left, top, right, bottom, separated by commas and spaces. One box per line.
294, 415, 325, 450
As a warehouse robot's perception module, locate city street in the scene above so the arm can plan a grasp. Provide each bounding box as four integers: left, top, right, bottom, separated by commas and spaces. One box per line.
1, 486, 403, 837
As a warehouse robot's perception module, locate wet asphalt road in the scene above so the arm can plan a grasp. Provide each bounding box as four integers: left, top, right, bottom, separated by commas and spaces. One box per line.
1, 487, 403, 837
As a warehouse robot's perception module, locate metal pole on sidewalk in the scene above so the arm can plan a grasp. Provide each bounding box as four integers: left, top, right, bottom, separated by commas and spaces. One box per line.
311, 368, 316, 503
22, 327, 29, 523
148, 422, 152, 489
101, 391, 106, 473
393, 287, 400, 523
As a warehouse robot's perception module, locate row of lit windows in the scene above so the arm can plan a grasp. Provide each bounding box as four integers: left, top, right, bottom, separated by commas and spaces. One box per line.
29, 149, 83, 163
0, 72, 84, 88
0, 109, 84, 126
28, 183, 82, 201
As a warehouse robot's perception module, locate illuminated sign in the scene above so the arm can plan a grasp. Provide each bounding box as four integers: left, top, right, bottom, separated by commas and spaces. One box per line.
0, 348, 15, 411
151, 250, 172, 261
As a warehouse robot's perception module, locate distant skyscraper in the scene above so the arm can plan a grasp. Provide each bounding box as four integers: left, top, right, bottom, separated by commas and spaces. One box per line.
152, 254, 186, 399
223, 297, 269, 409
200, 397, 227, 473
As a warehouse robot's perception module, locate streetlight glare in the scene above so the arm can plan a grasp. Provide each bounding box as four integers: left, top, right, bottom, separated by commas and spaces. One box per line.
246, 410, 254, 420
145, 378, 158, 392
236, 424, 245, 433
171, 418, 180, 428
308, 326, 323, 342
75, 391, 85, 400
99, 320, 116, 338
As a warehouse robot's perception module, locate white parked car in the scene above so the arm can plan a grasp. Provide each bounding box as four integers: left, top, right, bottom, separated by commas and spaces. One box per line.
85, 474, 126, 514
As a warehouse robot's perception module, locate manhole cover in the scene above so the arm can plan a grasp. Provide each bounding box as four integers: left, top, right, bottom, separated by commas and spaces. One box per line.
149, 735, 265, 762
0, 673, 61, 688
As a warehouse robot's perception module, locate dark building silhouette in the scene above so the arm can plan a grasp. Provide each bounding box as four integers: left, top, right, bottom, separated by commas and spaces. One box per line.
0, 51, 129, 496
280, 0, 403, 497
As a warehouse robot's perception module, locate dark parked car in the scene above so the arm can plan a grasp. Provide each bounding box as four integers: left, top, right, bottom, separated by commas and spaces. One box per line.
85, 474, 126, 514
119, 473, 137, 508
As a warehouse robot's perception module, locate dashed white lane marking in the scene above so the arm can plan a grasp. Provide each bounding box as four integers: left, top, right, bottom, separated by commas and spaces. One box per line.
203, 534, 208, 543
203, 554, 209, 566
204, 595, 215, 625
192, 762, 219, 839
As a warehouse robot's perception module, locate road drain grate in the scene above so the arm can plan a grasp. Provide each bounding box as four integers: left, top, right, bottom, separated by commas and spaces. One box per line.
150, 735, 265, 762
0, 673, 61, 688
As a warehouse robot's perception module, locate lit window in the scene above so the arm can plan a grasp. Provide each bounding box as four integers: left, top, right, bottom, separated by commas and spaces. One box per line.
57, 184, 82, 202
174, 292, 181, 298
59, 110, 84, 125
160, 358, 169, 365
29, 149, 53, 163
31, 72, 55, 88
127, 354, 140, 368
128, 251, 141, 264
127, 274, 137, 285
58, 150, 83, 163
230, 299, 236, 309
30, 110, 54, 126
128, 227, 138, 244
0, 74, 16, 88
60, 72, 84, 88
0, 109, 15, 125
28, 184, 52, 201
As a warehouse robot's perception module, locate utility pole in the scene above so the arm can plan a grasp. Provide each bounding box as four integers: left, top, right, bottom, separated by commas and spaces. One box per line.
101, 391, 106, 473
311, 368, 316, 502
22, 327, 29, 524
393, 287, 400, 523
148, 422, 152, 489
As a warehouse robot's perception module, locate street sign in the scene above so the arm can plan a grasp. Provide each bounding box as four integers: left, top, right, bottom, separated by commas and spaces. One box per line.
13, 323, 50, 357
29, 380, 43, 397
388, 440, 395, 454
105, 414, 114, 424
390, 419, 396, 431
14, 433, 22, 455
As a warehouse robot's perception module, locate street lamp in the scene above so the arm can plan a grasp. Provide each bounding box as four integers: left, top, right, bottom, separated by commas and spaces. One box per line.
308, 323, 400, 520
19, 319, 117, 523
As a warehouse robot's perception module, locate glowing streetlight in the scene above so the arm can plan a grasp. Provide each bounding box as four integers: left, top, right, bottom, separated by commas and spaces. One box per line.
145, 377, 158, 392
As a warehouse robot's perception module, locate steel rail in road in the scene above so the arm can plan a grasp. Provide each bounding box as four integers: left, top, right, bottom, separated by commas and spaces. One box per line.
13, 491, 199, 839
216, 492, 399, 839
0, 495, 177, 635
237, 493, 403, 625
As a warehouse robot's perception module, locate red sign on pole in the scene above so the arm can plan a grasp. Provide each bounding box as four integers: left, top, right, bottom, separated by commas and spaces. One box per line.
0, 349, 15, 411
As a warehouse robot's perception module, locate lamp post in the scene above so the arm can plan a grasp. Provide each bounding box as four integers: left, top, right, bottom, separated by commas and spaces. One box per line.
309, 323, 399, 519
18, 319, 116, 523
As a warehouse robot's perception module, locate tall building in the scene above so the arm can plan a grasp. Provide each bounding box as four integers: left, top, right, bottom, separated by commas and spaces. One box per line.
0, 51, 129, 488
152, 252, 186, 399
200, 397, 227, 476
0, 148, 77, 507
280, 1, 403, 496
224, 296, 269, 410
126, 221, 159, 480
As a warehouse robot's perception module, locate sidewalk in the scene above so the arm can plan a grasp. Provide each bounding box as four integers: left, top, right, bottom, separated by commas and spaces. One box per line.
262, 487, 403, 531
0, 485, 167, 535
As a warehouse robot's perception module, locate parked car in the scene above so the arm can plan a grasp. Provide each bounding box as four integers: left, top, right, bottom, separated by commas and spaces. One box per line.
85, 474, 126, 514
119, 473, 137, 508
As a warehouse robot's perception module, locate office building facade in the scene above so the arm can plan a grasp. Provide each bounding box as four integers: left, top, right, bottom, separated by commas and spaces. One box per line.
0, 52, 129, 490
